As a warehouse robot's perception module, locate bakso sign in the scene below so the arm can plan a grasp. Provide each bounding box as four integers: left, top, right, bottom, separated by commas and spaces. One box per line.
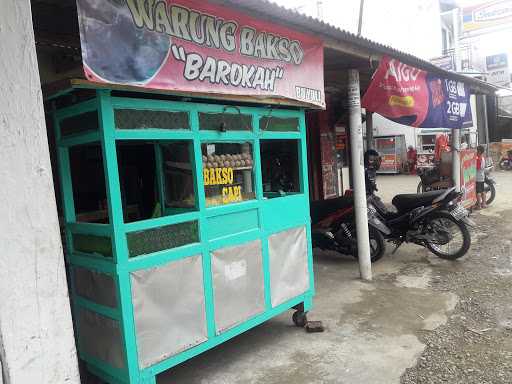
76, 0, 325, 107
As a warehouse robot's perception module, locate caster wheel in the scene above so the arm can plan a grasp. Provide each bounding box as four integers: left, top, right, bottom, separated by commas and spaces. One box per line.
292, 311, 307, 327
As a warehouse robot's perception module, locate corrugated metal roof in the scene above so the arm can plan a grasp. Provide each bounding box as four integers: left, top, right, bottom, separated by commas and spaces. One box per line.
218, 0, 497, 94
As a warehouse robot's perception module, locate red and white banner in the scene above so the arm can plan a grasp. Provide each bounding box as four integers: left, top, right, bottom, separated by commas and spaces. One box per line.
77, 0, 325, 107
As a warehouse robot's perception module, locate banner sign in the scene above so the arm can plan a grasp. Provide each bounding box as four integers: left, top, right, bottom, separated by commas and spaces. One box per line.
460, 149, 477, 208
463, 0, 512, 33
362, 56, 472, 129
76, 0, 325, 107
486, 53, 510, 87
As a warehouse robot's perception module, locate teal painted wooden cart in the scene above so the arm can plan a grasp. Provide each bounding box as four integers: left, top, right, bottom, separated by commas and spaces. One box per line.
50, 85, 315, 384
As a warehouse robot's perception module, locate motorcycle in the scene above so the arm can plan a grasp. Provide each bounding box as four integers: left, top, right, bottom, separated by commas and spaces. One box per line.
368, 181, 473, 260
310, 149, 388, 263
417, 163, 496, 206
310, 194, 387, 263
499, 150, 512, 171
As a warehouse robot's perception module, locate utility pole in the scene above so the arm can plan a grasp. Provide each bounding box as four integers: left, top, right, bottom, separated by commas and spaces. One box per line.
452, 7, 462, 192
358, 0, 365, 36
317, 1, 323, 20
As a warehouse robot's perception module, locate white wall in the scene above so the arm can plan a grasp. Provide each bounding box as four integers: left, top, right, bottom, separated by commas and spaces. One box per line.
0, 2, 80, 383
365, 114, 418, 148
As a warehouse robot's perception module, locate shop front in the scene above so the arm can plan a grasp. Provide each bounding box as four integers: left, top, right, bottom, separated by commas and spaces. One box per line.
45, 1, 325, 383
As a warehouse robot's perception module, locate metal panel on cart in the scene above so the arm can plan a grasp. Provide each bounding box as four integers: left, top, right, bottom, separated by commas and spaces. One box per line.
130, 255, 207, 369
268, 226, 309, 307
211, 240, 265, 333
78, 309, 125, 369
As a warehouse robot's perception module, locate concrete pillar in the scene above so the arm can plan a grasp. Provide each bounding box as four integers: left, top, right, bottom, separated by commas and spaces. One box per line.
348, 69, 372, 281
0, 2, 80, 384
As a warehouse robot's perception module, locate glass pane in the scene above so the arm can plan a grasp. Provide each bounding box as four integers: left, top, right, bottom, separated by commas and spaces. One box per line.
72, 233, 112, 257
60, 111, 99, 137
199, 112, 251, 131
202, 143, 255, 207
161, 142, 196, 212
115, 109, 189, 130
116, 140, 196, 223
260, 117, 299, 132
69, 144, 109, 223
127, 221, 199, 257
260, 140, 301, 198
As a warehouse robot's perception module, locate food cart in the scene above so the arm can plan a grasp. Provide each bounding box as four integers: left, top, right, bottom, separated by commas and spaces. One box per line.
49, 83, 315, 384
373, 135, 407, 174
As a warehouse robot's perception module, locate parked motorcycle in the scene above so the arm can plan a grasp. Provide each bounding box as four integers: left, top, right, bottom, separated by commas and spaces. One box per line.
310, 195, 387, 262
417, 163, 496, 206
368, 183, 473, 260
499, 150, 512, 171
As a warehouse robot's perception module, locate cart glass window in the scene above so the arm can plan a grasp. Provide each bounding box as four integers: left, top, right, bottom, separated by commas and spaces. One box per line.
61, 111, 99, 137
114, 109, 190, 130
69, 143, 109, 223
260, 140, 301, 198
202, 142, 255, 207
126, 221, 199, 257
375, 138, 395, 154
260, 117, 299, 132
199, 112, 252, 131
116, 140, 196, 223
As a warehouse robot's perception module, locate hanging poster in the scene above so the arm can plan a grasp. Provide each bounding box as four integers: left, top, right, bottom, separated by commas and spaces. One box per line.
76, 0, 325, 107
362, 56, 472, 129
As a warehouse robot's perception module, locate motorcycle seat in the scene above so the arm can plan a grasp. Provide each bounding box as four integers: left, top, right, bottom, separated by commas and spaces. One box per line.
392, 190, 446, 212
310, 196, 354, 224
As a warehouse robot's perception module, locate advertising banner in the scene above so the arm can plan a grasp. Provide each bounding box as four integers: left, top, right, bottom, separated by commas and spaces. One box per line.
76, 0, 325, 107
362, 56, 472, 129
486, 53, 510, 87
463, 0, 512, 33
460, 149, 477, 208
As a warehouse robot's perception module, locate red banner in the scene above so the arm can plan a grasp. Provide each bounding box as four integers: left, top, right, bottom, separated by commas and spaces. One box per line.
77, 0, 325, 107
362, 56, 472, 128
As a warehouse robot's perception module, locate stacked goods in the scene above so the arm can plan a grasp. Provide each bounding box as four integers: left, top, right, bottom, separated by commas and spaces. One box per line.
202, 153, 253, 169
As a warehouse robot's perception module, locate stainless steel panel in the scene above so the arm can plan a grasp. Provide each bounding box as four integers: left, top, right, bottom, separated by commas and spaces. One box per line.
74, 267, 117, 308
78, 309, 124, 369
130, 255, 207, 369
268, 226, 309, 307
212, 240, 265, 334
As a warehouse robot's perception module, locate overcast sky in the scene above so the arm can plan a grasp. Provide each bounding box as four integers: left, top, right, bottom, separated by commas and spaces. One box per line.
273, 0, 512, 66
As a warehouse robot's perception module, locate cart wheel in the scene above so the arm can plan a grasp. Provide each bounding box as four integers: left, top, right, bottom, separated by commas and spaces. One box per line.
292, 311, 308, 327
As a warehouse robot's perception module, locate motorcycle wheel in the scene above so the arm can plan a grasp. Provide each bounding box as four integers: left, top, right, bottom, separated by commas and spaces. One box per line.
499, 160, 510, 170
424, 211, 471, 260
367, 226, 386, 263
484, 180, 496, 206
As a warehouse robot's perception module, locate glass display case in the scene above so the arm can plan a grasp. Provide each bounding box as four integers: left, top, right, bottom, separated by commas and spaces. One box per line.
50, 86, 314, 384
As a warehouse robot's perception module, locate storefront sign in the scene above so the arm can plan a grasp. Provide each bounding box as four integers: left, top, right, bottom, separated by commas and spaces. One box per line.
362, 56, 472, 129
431, 55, 455, 71
486, 53, 510, 87
76, 0, 325, 107
203, 167, 242, 204
463, 1, 512, 33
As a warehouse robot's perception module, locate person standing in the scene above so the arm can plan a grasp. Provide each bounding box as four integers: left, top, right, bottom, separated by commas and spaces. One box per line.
475, 145, 486, 210
406, 145, 417, 175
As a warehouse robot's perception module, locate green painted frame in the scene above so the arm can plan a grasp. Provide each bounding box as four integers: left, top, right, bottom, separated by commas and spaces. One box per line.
52, 88, 315, 384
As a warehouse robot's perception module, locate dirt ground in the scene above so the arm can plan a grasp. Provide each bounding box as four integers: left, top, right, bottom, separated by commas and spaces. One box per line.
399, 171, 512, 384
155, 171, 512, 384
